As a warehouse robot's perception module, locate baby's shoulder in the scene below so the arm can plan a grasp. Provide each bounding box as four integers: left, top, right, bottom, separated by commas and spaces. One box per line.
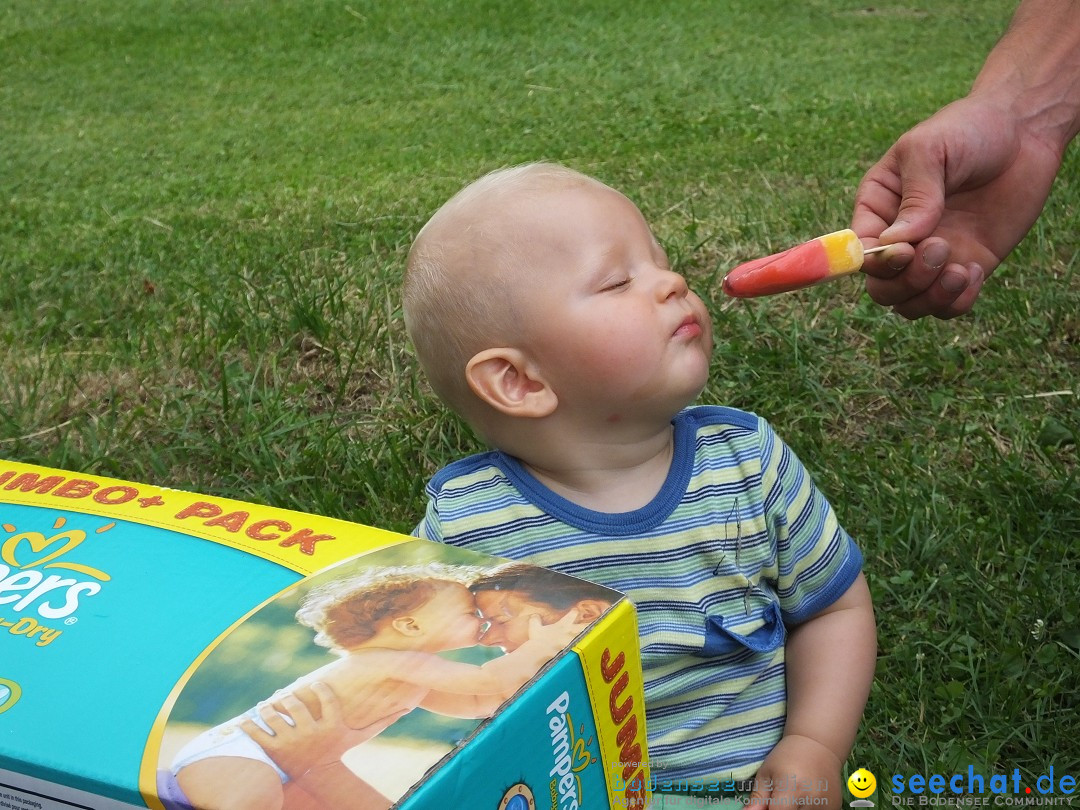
423, 449, 538, 517
426, 449, 506, 493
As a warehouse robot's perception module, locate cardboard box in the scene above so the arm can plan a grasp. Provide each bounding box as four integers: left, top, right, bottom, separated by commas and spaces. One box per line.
0, 460, 651, 810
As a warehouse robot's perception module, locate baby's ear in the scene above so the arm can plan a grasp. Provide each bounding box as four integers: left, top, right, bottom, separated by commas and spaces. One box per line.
466, 348, 557, 418
390, 616, 421, 636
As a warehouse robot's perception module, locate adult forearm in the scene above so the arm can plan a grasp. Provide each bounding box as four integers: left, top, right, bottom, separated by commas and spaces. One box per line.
973, 0, 1080, 149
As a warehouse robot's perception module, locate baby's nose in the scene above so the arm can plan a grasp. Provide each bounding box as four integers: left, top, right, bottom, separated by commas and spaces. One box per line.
657, 268, 689, 300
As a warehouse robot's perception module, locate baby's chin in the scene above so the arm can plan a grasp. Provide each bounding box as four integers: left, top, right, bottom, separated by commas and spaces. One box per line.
675, 376, 710, 411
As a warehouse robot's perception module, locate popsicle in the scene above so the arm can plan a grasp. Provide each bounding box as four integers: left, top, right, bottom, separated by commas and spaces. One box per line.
722, 229, 886, 298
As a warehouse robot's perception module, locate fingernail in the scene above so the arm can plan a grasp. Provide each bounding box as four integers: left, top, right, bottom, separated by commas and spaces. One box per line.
880, 219, 908, 240
940, 270, 966, 292
886, 252, 908, 271
923, 243, 948, 270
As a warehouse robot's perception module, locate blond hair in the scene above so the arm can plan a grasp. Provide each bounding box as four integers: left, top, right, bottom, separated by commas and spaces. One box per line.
403, 162, 599, 415
295, 563, 477, 653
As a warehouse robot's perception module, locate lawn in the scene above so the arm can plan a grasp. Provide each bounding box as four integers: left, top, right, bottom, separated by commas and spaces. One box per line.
2, 0, 1077, 784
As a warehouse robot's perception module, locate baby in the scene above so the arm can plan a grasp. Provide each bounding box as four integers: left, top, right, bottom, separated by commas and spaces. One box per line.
404, 164, 878, 809
171, 563, 576, 810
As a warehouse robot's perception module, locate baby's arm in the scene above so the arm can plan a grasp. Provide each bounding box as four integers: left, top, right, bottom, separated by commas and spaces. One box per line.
750, 573, 877, 809
415, 610, 579, 693
418, 691, 500, 719
416, 611, 583, 717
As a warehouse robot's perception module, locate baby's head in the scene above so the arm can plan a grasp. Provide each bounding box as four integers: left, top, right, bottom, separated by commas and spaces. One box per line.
404, 163, 712, 447
404, 163, 594, 415
296, 563, 482, 653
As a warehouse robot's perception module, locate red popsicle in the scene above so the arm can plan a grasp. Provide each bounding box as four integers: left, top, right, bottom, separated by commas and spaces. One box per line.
723, 229, 884, 298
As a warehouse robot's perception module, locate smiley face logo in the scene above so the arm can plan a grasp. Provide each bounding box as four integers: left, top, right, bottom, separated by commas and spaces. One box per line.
848, 768, 877, 799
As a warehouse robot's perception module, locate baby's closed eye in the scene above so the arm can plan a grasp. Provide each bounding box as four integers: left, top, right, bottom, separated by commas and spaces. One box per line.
600, 277, 631, 292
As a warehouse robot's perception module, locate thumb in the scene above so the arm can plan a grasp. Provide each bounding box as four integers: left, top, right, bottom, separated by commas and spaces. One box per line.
880, 147, 946, 244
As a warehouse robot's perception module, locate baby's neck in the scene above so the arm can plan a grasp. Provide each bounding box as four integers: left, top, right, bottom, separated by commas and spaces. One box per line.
520, 425, 675, 513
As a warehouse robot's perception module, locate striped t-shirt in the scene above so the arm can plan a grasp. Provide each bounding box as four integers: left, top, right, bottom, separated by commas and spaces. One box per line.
414, 405, 862, 782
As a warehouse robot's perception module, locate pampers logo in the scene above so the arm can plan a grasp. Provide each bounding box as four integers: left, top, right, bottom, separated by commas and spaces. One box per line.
546, 691, 597, 810
0, 677, 22, 714
890, 767, 1077, 806
0, 515, 112, 647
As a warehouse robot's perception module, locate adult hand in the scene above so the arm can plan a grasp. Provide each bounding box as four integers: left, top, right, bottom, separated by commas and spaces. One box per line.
238, 682, 383, 778
852, 91, 1064, 320
852, 0, 1080, 320
240, 682, 397, 810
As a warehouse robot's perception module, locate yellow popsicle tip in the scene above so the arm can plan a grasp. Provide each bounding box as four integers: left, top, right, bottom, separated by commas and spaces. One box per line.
818, 228, 864, 277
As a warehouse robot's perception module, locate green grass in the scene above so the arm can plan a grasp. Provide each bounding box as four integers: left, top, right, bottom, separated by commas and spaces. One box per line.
3, 0, 1078, 784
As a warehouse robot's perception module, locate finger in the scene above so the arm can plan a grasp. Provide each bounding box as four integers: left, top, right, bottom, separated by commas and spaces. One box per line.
878, 139, 947, 244
765, 785, 800, 809
864, 237, 950, 306
308, 681, 342, 721
275, 692, 314, 723
237, 702, 287, 741
852, 162, 902, 240
557, 608, 580, 626
861, 241, 915, 280
237, 717, 265, 741
892, 262, 985, 320
949, 263, 986, 316
748, 785, 772, 809
277, 686, 323, 720
889, 261, 970, 320
254, 701, 291, 731
524, 613, 549, 641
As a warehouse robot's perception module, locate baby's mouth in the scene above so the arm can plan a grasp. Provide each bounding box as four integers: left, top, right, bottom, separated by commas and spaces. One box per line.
673, 315, 702, 338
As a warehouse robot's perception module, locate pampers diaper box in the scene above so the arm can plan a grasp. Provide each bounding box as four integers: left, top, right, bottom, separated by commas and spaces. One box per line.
0, 460, 650, 810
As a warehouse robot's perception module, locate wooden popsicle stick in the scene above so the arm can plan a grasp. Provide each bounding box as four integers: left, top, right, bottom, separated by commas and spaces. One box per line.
863, 245, 889, 255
